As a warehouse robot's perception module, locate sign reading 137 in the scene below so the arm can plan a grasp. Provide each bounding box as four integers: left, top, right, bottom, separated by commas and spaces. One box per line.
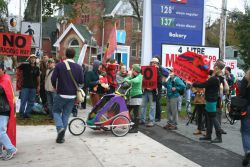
160, 17, 175, 27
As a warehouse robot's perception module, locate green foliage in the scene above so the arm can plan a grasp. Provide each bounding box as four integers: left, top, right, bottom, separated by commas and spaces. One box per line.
235, 8, 250, 69
0, 0, 8, 17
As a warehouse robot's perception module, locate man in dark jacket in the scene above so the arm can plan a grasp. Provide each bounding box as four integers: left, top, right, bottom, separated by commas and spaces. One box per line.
51, 48, 84, 144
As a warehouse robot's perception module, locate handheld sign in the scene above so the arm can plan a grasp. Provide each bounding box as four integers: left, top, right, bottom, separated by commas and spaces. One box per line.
0, 33, 32, 56
173, 51, 210, 83
141, 66, 158, 89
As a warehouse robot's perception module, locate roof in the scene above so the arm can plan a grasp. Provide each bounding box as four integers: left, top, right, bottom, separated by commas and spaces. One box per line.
53, 23, 97, 47
42, 17, 58, 51
104, 0, 121, 16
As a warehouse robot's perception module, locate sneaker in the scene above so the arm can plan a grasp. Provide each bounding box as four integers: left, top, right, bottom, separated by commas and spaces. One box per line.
3, 148, 17, 160
199, 136, 211, 141
0, 145, 5, 158
56, 128, 65, 144
242, 153, 250, 166
146, 122, 154, 127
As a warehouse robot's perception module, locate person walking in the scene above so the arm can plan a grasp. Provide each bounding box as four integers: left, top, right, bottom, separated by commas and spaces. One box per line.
0, 62, 17, 160
51, 48, 84, 144
44, 58, 56, 119
18, 54, 40, 118
192, 60, 225, 143
239, 68, 250, 166
124, 64, 143, 133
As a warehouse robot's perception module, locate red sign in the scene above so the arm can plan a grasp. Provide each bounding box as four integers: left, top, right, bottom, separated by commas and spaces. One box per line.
170, 0, 188, 4
0, 33, 32, 56
173, 51, 211, 83
141, 66, 158, 89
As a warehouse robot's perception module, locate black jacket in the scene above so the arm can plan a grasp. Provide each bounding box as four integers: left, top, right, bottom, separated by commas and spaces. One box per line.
193, 76, 220, 102
0, 86, 10, 116
239, 77, 250, 106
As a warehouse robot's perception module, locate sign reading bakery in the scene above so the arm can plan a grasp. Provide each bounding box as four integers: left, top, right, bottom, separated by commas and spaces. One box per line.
0, 33, 32, 56
162, 44, 219, 68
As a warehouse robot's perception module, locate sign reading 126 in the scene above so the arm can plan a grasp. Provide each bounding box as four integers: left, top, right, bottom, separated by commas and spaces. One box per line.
160, 5, 175, 27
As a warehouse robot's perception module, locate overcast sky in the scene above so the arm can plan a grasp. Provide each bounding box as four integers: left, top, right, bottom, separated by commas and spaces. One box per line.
8, 0, 247, 20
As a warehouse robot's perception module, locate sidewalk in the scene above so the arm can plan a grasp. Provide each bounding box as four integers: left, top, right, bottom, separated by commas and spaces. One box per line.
2, 106, 201, 167
156, 116, 244, 156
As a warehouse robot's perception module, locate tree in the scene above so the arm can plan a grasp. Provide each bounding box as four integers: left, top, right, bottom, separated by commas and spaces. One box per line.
128, 0, 143, 23
0, 0, 8, 16
234, 7, 250, 69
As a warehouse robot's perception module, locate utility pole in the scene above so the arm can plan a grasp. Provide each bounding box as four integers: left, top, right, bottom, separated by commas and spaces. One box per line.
219, 0, 227, 60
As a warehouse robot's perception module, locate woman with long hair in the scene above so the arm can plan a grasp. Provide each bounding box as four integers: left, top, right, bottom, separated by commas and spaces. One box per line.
239, 68, 250, 166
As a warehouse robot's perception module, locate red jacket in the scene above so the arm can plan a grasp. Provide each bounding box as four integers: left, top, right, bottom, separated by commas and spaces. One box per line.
0, 74, 16, 146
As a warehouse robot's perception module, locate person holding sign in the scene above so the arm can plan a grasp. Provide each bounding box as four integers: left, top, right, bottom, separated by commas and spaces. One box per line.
191, 60, 225, 143
163, 67, 186, 130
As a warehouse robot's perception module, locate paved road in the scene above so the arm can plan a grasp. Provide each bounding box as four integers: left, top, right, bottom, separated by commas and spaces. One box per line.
140, 124, 243, 167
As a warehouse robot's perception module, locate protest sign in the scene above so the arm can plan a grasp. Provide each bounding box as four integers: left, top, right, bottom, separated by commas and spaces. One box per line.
141, 66, 158, 89
0, 33, 32, 56
173, 51, 211, 83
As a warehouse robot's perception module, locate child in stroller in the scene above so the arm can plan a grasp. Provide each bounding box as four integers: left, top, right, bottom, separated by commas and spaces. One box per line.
68, 81, 133, 137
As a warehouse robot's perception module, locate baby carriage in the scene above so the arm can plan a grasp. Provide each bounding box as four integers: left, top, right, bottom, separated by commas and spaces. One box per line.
68, 82, 134, 137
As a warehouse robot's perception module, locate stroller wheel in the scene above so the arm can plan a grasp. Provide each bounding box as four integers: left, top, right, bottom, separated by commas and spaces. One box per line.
69, 118, 86, 136
111, 115, 130, 137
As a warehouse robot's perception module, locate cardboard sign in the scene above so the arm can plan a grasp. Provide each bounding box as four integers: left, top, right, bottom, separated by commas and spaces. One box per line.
0, 33, 32, 56
141, 66, 158, 89
173, 51, 210, 83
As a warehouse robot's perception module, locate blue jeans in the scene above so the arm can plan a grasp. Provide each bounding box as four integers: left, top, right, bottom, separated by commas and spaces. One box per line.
0, 116, 15, 151
20, 88, 36, 116
52, 94, 75, 132
241, 106, 250, 154
46, 91, 56, 118
140, 90, 156, 123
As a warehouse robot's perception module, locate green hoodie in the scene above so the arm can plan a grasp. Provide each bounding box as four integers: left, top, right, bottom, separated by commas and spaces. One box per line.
124, 74, 143, 97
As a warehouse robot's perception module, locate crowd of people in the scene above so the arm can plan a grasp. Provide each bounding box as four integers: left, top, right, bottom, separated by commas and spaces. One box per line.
0, 50, 249, 165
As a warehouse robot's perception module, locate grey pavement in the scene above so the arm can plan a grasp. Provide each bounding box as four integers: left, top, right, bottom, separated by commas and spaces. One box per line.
156, 115, 244, 156
2, 106, 201, 167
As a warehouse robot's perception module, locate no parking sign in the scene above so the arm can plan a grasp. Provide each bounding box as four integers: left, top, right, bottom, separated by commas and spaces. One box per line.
141, 66, 158, 89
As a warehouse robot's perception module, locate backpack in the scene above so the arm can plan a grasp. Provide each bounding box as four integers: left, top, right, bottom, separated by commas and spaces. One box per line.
229, 96, 248, 121
172, 77, 185, 95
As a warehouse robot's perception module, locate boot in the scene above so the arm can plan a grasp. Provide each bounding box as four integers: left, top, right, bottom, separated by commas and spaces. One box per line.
211, 131, 222, 143
129, 118, 139, 133
199, 135, 211, 141
193, 130, 202, 135
242, 153, 250, 166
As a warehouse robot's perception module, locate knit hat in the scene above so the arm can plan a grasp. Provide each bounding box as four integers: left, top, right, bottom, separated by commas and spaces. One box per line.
132, 64, 141, 73
48, 58, 55, 63
214, 59, 225, 70
162, 67, 169, 77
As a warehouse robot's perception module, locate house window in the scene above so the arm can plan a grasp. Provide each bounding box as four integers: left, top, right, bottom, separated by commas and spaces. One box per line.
81, 14, 89, 24
69, 39, 79, 47
131, 41, 137, 57
234, 51, 238, 57
119, 17, 125, 29
132, 18, 141, 32
138, 42, 141, 57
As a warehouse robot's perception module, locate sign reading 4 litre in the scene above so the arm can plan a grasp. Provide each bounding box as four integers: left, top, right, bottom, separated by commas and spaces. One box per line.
152, 0, 205, 56
0, 33, 32, 57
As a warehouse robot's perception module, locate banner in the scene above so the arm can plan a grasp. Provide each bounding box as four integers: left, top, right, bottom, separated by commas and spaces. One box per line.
103, 25, 117, 62
77, 44, 88, 65
141, 66, 158, 89
0, 33, 32, 56
173, 51, 211, 83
